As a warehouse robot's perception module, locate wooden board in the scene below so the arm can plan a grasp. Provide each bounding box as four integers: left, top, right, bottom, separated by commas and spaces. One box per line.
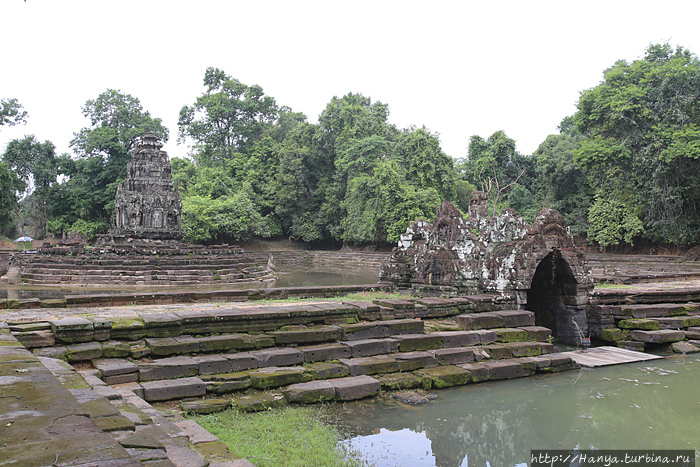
567, 346, 663, 368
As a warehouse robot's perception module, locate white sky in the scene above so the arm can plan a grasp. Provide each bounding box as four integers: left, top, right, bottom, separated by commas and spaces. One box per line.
1, 0, 699, 161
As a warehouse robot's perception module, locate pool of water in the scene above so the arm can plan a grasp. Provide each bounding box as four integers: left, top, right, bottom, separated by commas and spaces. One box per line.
334, 356, 700, 467
0, 270, 380, 300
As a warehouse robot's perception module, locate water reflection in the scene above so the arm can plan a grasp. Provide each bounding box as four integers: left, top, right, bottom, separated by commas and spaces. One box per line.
337, 357, 700, 467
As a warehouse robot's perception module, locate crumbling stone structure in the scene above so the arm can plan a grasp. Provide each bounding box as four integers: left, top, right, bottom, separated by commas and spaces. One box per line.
110, 132, 182, 240
380, 192, 595, 343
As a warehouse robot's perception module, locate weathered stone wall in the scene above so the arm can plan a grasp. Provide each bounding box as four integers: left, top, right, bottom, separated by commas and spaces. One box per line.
380, 193, 595, 343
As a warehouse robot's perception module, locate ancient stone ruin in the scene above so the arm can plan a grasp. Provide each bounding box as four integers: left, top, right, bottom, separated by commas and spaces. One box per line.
380, 192, 595, 344
110, 132, 182, 240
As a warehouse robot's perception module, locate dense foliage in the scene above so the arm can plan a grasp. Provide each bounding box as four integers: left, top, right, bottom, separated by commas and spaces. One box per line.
2, 43, 700, 250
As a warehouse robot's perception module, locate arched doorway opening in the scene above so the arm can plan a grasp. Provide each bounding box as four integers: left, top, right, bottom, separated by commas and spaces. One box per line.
525, 249, 586, 344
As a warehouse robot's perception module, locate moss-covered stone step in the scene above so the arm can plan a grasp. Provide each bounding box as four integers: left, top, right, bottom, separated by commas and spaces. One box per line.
454, 310, 535, 331
629, 329, 685, 344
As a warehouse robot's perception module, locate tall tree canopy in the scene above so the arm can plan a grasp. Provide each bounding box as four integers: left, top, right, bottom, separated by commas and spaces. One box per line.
2, 136, 58, 238
0, 98, 28, 128
48, 90, 168, 236
574, 43, 700, 245
178, 68, 279, 166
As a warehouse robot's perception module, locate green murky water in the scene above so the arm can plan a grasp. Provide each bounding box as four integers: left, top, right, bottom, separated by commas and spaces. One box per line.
334, 356, 700, 467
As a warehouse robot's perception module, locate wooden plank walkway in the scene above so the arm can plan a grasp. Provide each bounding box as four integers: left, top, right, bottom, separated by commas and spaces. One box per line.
567, 346, 663, 368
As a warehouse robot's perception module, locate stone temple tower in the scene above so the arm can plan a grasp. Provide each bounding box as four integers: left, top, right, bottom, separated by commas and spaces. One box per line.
111, 132, 183, 240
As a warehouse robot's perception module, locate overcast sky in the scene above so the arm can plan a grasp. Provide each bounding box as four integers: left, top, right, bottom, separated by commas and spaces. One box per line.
2, 1, 699, 161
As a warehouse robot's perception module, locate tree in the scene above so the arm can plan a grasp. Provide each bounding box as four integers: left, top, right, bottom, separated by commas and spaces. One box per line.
178, 68, 278, 166
394, 127, 456, 201
0, 162, 22, 236
574, 43, 700, 245
0, 98, 28, 128
533, 122, 592, 236
462, 131, 527, 217
49, 90, 168, 235
2, 136, 58, 238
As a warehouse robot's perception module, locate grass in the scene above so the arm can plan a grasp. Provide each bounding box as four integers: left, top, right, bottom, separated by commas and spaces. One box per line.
252, 289, 415, 306
188, 405, 368, 467
594, 282, 634, 289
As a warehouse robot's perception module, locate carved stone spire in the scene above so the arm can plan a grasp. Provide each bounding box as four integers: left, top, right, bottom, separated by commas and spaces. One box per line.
110, 132, 183, 240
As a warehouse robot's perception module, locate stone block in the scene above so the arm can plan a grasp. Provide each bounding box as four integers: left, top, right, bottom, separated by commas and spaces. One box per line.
431, 331, 481, 348
392, 334, 443, 352
382, 318, 425, 335
93, 414, 136, 432
330, 375, 381, 401
205, 372, 251, 394
683, 316, 700, 328
145, 338, 181, 357
502, 342, 543, 357
457, 363, 490, 382
493, 310, 535, 327
339, 355, 399, 376
671, 341, 700, 354
193, 355, 232, 375
618, 319, 660, 330
431, 347, 476, 365
232, 393, 286, 412
251, 348, 304, 367
304, 362, 350, 379
50, 317, 95, 343
299, 343, 352, 362
473, 329, 498, 344
416, 365, 472, 389
340, 322, 390, 341
600, 327, 624, 342
520, 326, 552, 342
454, 312, 504, 330
283, 380, 336, 404
376, 373, 422, 390
630, 329, 685, 344
483, 359, 524, 380
224, 352, 259, 371
110, 317, 146, 340
495, 328, 527, 343
341, 338, 394, 357
249, 366, 305, 389
173, 336, 200, 354
618, 340, 646, 351
481, 344, 513, 360
65, 342, 103, 362
101, 341, 132, 358
94, 358, 138, 377
14, 330, 55, 348
181, 398, 231, 414
269, 326, 341, 345
392, 351, 438, 371
103, 373, 140, 385
142, 377, 206, 402
138, 356, 199, 382
198, 334, 255, 353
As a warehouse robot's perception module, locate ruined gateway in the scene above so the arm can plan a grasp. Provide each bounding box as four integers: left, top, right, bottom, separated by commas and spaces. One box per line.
110, 132, 183, 240
380, 192, 595, 344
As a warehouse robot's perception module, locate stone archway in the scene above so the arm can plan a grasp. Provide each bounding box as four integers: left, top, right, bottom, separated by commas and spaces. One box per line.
525, 249, 587, 344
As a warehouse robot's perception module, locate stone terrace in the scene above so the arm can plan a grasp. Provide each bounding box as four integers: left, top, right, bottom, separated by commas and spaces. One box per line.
587, 252, 700, 284
14, 251, 274, 286
589, 279, 700, 353
1, 291, 578, 465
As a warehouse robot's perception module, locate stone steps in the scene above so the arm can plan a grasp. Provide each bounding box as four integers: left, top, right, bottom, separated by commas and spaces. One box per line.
78, 322, 556, 404
1, 328, 250, 467
454, 309, 536, 330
